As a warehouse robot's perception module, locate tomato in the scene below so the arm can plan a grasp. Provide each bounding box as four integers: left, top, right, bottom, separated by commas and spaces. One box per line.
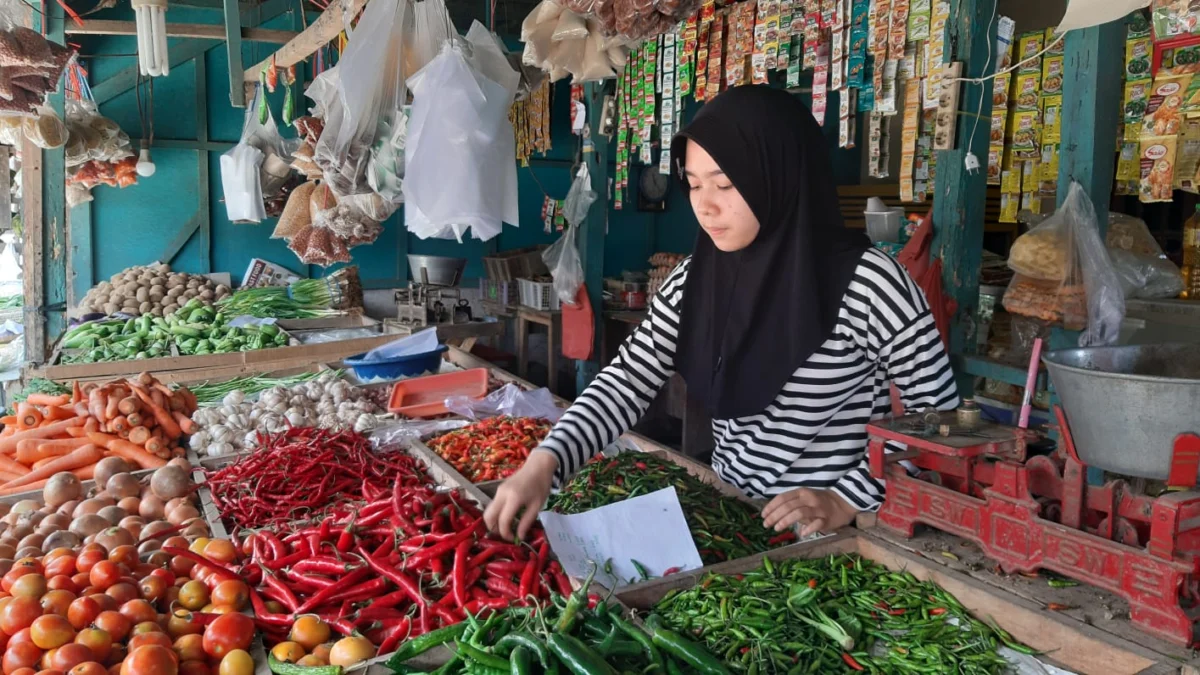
1, 597, 44, 635
129, 623, 161, 638
207, 582, 246, 612
328, 636, 375, 667
91, 613, 129, 642
215, 650, 252, 675
106, 548, 138, 571
200, 614, 253, 659
68, 664, 107, 675
74, 551, 104, 577
117, 601, 156, 627
174, 581, 206, 612
165, 612, 201, 639
8, 574, 46, 600
161, 587, 180, 610
269, 642, 304, 664
70, 576, 90, 592
294, 655, 325, 666
44, 557, 76, 580
40, 591, 75, 618
8, 628, 34, 650
29, 615, 74, 650
3, 642, 43, 674
48, 643, 94, 671
46, 577, 78, 595
287, 616, 330, 651
6, 668, 33, 675
87, 595, 116, 614
104, 643, 126, 668
167, 557, 194, 579
147, 570, 175, 587
73, 629, 111, 663
200, 542, 235, 565
87, 564, 120, 593
126, 632, 172, 653
119, 645, 177, 675
135, 578, 165, 605
262, 601, 285, 615
309, 644, 332, 663
171, 634, 205, 663
186, 540, 209, 556
175, 663, 209, 675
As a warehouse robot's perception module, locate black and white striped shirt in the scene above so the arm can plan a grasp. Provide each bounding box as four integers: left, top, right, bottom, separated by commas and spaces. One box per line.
538, 248, 959, 512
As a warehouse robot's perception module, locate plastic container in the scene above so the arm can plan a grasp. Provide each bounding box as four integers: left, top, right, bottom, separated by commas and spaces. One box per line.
388, 367, 490, 417
518, 278, 562, 311
864, 207, 905, 243
343, 345, 449, 381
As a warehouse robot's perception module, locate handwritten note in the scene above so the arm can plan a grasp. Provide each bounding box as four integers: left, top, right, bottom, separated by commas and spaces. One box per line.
539, 487, 703, 588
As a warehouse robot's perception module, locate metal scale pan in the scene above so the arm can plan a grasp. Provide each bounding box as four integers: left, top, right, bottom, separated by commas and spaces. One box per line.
1043, 343, 1200, 481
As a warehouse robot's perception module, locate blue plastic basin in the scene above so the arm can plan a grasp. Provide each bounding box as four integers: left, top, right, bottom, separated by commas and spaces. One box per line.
343, 345, 448, 381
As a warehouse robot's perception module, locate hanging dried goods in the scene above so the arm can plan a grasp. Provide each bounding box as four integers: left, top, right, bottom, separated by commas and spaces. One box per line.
0, 26, 74, 114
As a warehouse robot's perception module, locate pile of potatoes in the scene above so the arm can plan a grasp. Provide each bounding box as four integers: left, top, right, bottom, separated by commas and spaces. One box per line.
79, 263, 232, 317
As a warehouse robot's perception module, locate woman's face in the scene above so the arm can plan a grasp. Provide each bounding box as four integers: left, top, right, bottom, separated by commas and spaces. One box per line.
684, 139, 760, 252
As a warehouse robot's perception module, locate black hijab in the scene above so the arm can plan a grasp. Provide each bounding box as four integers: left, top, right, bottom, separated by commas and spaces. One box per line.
670, 85, 870, 420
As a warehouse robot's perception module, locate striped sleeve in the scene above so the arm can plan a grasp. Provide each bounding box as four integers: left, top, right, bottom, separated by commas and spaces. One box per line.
539, 259, 690, 483
831, 251, 960, 512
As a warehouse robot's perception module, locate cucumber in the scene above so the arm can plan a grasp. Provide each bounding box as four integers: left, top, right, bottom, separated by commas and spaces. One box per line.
267, 653, 342, 675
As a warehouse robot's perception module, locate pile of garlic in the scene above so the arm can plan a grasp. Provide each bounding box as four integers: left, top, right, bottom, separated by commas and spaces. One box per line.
189, 372, 385, 457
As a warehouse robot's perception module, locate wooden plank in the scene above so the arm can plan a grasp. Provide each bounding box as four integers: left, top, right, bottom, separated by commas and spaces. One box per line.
43, 2, 68, 351
67, 201, 92, 308
21, 138, 44, 365
223, 0, 246, 107
196, 57, 212, 272
242, 0, 369, 82
1057, 23, 1124, 230
64, 19, 297, 43
159, 212, 203, 264
931, 0, 994, 372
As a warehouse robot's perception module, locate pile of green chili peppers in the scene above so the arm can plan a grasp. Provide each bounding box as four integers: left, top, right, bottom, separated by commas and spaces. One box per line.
653, 554, 1035, 674
547, 453, 794, 565
385, 567, 733, 675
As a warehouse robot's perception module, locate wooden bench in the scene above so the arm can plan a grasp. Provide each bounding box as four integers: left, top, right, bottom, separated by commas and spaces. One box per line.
837, 184, 1017, 240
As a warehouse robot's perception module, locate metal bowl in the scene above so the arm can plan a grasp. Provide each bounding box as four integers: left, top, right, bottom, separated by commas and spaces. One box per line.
1043, 343, 1200, 480
408, 255, 467, 286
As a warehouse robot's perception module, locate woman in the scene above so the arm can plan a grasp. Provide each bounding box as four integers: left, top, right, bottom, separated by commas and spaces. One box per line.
484, 85, 959, 541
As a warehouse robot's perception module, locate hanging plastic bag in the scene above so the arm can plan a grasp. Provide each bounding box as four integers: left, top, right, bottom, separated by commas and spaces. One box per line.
1002, 181, 1124, 346
542, 164, 593, 304
219, 87, 284, 223
404, 38, 520, 242
1105, 211, 1184, 299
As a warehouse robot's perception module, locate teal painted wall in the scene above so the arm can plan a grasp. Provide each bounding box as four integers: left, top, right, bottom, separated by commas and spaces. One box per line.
80, 18, 861, 288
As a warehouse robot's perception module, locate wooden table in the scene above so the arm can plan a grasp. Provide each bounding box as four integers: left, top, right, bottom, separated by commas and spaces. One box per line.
516, 308, 564, 395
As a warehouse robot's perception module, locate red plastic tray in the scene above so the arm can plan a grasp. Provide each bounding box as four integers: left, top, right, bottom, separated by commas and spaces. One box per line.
388, 368, 490, 417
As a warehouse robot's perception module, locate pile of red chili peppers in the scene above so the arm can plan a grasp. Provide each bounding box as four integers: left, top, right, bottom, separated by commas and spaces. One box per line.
426, 416, 553, 482
232, 481, 570, 654
203, 427, 429, 530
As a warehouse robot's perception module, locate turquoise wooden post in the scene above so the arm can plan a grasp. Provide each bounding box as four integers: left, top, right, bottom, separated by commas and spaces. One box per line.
932, 0, 997, 391
42, 0, 68, 344
575, 81, 610, 392
223, 0, 246, 107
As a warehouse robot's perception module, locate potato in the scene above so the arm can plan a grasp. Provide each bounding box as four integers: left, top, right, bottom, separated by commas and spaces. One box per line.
138, 301, 152, 314
135, 287, 148, 303
102, 303, 118, 315
149, 283, 164, 295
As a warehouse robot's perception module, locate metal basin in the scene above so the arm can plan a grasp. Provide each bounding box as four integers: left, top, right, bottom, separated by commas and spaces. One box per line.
1043, 343, 1200, 480
408, 255, 466, 287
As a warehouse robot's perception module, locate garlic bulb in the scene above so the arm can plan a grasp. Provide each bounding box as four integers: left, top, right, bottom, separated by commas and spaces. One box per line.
207, 441, 234, 457
223, 391, 245, 407
210, 425, 232, 443
188, 430, 210, 451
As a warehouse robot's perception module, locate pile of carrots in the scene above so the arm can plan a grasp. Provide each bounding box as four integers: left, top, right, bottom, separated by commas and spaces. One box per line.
0, 371, 199, 496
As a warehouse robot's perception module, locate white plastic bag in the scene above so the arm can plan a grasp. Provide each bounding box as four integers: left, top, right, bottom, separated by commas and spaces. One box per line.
446, 383, 564, 421
404, 39, 520, 242
1105, 211, 1185, 299
219, 143, 266, 223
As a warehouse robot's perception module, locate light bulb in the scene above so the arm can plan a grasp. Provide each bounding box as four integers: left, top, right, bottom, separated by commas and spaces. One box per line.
136, 149, 156, 177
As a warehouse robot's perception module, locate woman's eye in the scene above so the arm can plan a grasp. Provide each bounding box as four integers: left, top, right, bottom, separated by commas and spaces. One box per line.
716, 184, 734, 191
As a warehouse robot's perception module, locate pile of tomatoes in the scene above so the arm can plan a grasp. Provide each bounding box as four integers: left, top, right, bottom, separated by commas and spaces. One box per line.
0, 536, 257, 675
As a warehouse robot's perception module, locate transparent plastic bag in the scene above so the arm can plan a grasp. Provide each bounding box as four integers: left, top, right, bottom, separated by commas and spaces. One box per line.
543, 223, 584, 304
1105, 211, 1185, 299
219, 143, 266, 223
445, 383, 564, 421
369, 419, 471, 449
1002, 181, 1125, 346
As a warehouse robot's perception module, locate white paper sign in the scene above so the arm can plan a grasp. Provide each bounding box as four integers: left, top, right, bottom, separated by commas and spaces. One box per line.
539, 487, 703, 588
1056, 0, 1148, 31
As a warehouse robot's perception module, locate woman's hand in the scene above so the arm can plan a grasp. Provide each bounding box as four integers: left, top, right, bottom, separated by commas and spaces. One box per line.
761, 488, 859, 537
483, 450, 559, 541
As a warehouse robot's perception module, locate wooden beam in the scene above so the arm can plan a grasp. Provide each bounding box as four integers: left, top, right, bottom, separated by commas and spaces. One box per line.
21, 137, 44, 364
43, 1, 69, 353
131, 137, 234, 152
223, 0, 246, 107
931, 0, 995, 365
90, 0, 292, 105
196, 57, 212, 273
66, 20, 296, 43
243, 0, 368, 83
1057, 22, 1124, 230
159, 212, 203, 264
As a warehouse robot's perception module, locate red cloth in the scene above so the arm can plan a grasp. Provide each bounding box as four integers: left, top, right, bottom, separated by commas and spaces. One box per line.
561, 283, 595, 360
897, 212, 956, 349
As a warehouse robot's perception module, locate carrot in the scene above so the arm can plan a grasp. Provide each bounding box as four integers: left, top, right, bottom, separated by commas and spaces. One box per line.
107, 438, 166, 470
84, 419, 99, 433
172, 412, 198, 435
117, 397, 140, 416
0, 478, 48, 495
0, 452, 30, 476
25, 394, 69, 407
0, 470, 23, 482
16, 404, 42, 429
111, 416, 130, 433
0, 418, 85, 456
131, 387, 182, 440
16, 438, 89, 465
128, 427, 151, 446
105, 394, 121, 421
73, 402, 89, 418
73, 464, 95, 480
144, 435, 166, 456
0, 444, 103, 491
88, 390, 104, 422
65, 426, 88, 438
71, 381, 82, 404
31, 457, 58, 471
0, 416, 15, 427
44, 405, 77, 422
126, 413, 143, 427
0, 428, 12, 437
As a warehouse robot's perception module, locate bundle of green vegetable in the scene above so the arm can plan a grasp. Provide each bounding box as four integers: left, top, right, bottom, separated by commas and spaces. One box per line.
0, 295, 22, 309
7, 378, 69, 415
652, 554, 1034, 674
548, 453, 794, 565
188, 369, 340, 406
217, 266, 362, 318
384, 567, 732, 675
59, 298, 290, 363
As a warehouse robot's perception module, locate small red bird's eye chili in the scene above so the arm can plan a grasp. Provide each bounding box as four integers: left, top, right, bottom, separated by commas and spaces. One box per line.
842, 653, 864, 671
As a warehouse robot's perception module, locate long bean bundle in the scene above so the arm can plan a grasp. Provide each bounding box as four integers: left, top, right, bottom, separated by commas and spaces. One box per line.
548, 453, 795, 564
217, 266, 362, 318
653, 554, 1033, 674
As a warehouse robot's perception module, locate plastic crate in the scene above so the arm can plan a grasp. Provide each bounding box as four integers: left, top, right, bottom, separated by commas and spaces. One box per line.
518, 278, 561, 311
479, 278, 519, 305
483, 247, 549, 282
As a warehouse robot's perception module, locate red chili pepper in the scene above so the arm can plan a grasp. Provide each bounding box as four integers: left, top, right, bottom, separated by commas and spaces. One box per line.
485, 576, 520, 598
842, 653, 864, 671
767, 530, 798, 546
464, 597, 509, 614
398, 518, 482, 571
740, 647, 751, 654
663, 567, 682, 576
807, 578, 818, 589
293, 567, 372, 615
451, 539, 470, 608
518, 557, 538, 602
551, 570, 572, 597
376, 617, 412, 654
261, 572, 300, 613
888, 608, 907, 616
929, 607, 947, 616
